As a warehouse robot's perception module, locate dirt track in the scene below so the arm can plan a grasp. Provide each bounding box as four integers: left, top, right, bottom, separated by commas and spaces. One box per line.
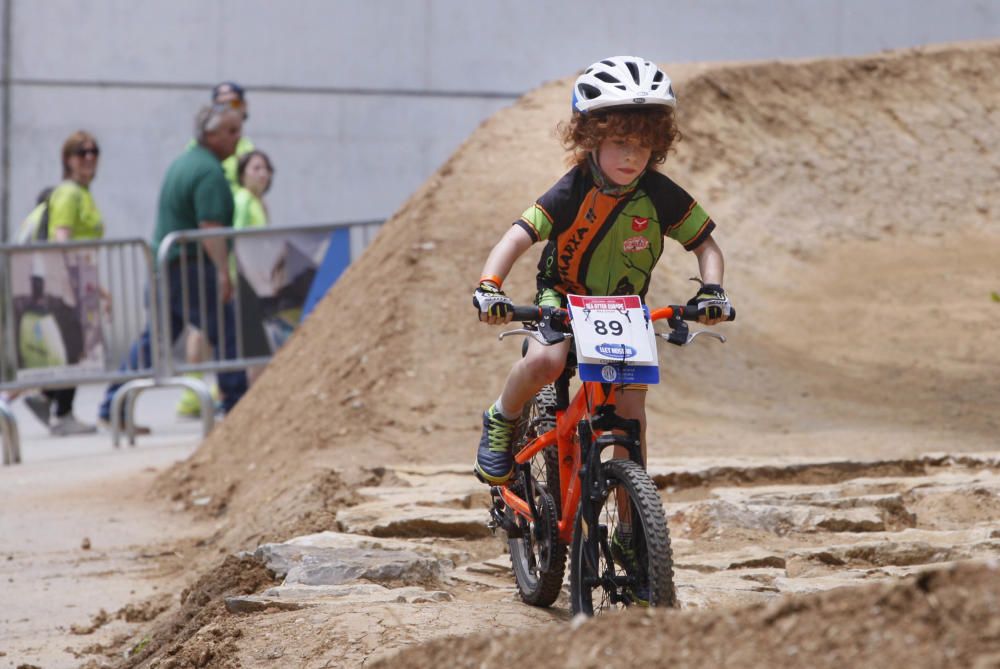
6, 41, 999, 668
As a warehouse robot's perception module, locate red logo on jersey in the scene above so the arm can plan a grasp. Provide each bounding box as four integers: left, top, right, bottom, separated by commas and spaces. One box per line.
631, 216, 649, 232
623, 236, 650, 253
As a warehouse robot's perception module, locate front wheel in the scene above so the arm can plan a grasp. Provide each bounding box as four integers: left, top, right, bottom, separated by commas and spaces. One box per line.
569, 459, 676, 615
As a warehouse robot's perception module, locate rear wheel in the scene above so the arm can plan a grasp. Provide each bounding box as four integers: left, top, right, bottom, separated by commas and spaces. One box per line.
526, 384, 560, 510
508, 486, 563, 606
569, 458, 675, 615
508, 384, 566, 607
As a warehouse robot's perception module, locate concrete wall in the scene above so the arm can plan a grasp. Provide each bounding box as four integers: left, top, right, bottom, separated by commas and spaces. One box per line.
1, 0, 998, 241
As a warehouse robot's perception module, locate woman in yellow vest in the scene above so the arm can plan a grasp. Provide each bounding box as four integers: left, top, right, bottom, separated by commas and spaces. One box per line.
22, 131, 104, 436
232, 150, 274, 230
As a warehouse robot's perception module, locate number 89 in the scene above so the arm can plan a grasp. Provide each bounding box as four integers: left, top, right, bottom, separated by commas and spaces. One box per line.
594, 320, 623, 336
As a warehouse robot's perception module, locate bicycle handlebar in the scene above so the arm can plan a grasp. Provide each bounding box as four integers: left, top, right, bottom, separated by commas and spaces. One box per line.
502, 302, 735, 348
511, 304, 736, 325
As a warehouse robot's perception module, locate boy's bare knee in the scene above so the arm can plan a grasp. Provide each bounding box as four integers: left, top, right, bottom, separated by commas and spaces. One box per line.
521, 343, 568, 384
521, 355, 561, 384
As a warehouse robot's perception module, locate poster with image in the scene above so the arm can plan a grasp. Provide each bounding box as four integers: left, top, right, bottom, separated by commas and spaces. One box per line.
233, 231, 332, 357
9, 249, 107, 381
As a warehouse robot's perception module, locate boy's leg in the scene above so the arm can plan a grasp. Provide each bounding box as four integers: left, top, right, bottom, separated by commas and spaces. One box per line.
499, 338, 572, 417
613, 387, 648, 463
475, 339, 570, 484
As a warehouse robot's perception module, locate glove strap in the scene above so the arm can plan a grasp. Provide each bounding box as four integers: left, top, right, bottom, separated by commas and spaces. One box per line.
479, 274, 504, 289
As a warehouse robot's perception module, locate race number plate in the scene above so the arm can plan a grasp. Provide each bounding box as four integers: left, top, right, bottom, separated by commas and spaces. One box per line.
567, 294, 659, 384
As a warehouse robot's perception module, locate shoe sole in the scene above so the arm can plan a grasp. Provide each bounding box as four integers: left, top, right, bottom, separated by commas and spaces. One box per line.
474, 461, 513, 485
97, 420, 152, 436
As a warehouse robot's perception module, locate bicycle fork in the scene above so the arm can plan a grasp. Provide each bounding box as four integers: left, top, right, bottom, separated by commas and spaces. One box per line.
576, 409, 643, 600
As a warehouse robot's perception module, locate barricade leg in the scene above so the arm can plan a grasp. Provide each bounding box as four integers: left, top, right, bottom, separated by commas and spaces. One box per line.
0, 399, 22, 465
109, 379, 156, 447
110, 377, 215, 447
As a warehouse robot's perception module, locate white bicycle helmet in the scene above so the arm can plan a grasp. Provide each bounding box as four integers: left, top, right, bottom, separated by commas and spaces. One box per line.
572, 56, 676, 113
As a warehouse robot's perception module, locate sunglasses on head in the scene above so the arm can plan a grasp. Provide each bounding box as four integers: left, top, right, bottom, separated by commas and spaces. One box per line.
215, 98, 246, 111
73, 146, 100, 158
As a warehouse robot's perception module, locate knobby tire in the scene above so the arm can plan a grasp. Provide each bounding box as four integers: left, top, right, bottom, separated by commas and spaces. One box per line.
569, 458, 676, 615
508, 384, 566, 607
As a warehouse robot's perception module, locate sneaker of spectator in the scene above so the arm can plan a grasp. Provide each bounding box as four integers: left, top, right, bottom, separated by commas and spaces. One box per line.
97, 416, 152, 436
51, 414, 97, 436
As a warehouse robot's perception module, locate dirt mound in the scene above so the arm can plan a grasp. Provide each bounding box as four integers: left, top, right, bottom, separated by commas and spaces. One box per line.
156, 40, 1000, 557
118, 554, 273, 668
375, 561, 1000, 668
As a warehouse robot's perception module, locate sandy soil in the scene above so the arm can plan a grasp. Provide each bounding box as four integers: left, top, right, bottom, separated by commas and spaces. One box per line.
0, 444, 214, 668
4, 40, 999, 668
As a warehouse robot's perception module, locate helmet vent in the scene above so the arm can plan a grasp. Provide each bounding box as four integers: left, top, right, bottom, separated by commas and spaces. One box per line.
578, 83, 602, 100
594, 71, 619, 84
653, 71, 664, 83
625, 61, 640, 85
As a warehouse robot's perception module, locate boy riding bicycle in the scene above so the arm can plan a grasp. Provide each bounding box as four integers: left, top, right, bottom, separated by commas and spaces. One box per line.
473, 56, 733, 487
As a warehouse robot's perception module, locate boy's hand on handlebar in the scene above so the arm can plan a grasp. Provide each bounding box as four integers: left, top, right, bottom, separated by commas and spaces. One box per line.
687, 282, 732, 325
473, 282, 514, 324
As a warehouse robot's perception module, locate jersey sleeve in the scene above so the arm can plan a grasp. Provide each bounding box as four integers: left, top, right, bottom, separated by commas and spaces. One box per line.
513, 168, 583, 242
645, 172, 716, 250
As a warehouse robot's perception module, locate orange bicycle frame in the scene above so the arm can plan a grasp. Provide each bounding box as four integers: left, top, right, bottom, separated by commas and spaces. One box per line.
497, 306, 676, 544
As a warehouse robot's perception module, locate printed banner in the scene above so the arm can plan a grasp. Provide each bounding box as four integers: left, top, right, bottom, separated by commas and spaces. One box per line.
233, 231, 332, 356
10, 249, 107, 381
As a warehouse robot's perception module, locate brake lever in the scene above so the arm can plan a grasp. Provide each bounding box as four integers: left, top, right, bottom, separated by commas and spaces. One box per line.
658, 319, 727, 346
686, 330, 726, 344
498, 328, 572, 346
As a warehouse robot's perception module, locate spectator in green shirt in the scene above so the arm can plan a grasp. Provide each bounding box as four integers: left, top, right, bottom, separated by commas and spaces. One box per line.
176, 148, 274, 416
233, 150, 273, 230
98, 104, 248, 428
22, 131, 105, 436
174, 81, 256, 416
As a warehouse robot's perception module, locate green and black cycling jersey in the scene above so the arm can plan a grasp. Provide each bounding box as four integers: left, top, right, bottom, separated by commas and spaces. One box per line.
515, 165, 715, 308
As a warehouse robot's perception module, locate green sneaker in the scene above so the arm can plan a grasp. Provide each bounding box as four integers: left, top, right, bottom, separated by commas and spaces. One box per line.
474, 404, 517, 485
610, 527, 650, 606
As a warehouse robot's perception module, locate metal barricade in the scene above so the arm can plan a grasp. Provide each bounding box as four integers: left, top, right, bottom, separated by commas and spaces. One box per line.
0, 221, 382, 462
108, 221, 380, 446
0, 238, 159, 463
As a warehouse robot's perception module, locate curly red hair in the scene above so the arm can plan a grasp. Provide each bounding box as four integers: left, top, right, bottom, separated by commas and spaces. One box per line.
558, 107, 681, 169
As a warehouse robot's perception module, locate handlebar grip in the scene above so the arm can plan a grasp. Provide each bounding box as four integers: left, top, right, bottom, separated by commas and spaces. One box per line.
672, 305, 737, 321
511, 305, 543, 322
